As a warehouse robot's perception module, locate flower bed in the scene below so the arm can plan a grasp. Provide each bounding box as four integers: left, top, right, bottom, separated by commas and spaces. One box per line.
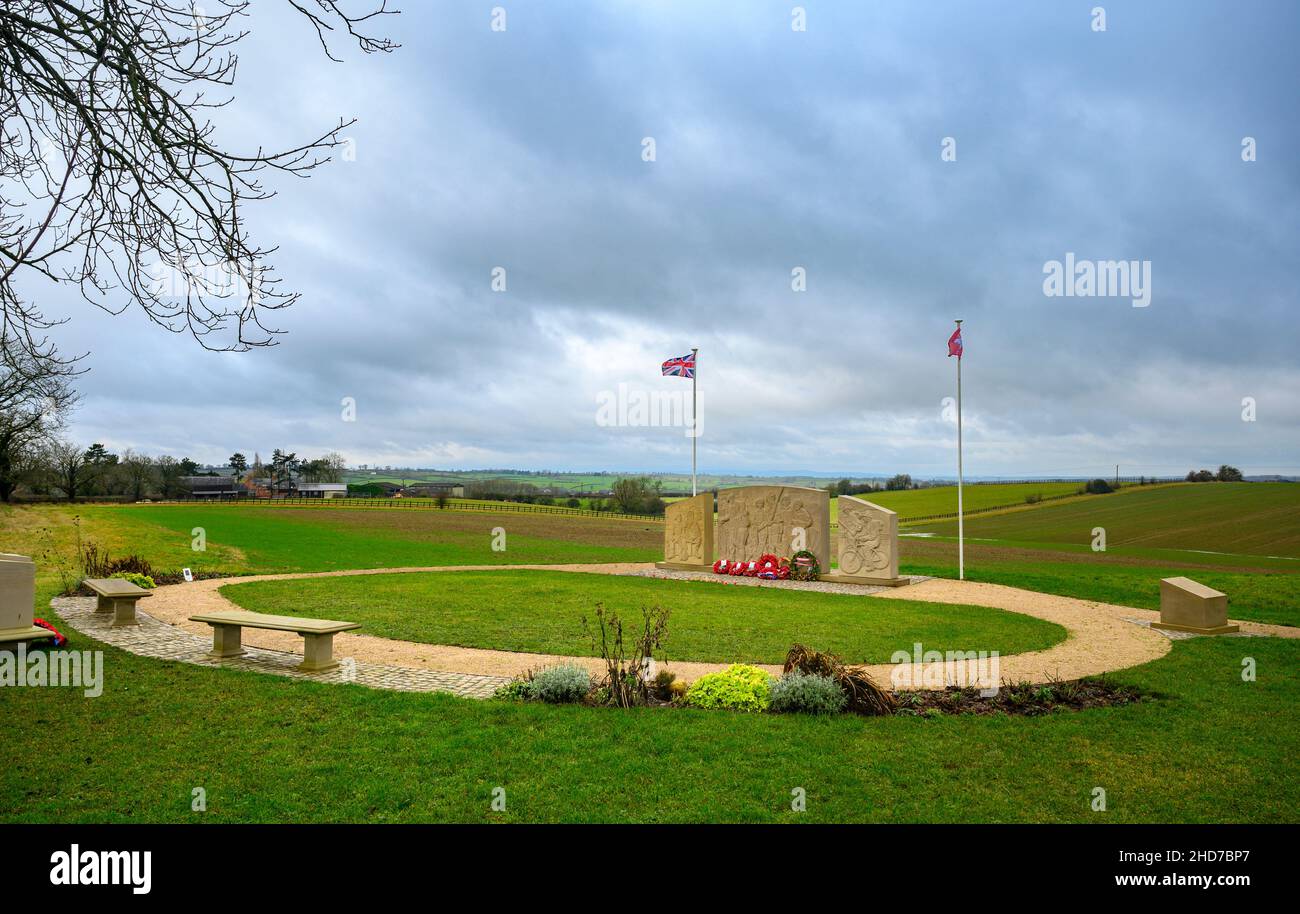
491, 611, 1151, 718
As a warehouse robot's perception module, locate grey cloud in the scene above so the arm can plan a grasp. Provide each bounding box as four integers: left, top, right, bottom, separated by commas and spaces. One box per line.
33, 0, 1300, 477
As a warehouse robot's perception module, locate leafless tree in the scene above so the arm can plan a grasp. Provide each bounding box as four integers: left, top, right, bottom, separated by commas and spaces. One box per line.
47, 436, 90, 501
0, 1, 398, 355
117, 448, 157, 501
0, 333, 78, 500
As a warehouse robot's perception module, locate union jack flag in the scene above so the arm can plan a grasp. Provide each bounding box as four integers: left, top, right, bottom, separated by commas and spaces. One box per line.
661, 351, 696, 379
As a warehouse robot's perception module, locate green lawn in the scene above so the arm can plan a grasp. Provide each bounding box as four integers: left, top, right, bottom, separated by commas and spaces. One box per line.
221, 569, 1066, 664
1, 630, 1294, 823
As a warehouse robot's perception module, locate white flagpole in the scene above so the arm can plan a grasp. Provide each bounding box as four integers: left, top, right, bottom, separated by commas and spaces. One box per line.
691, 347, 698, 497
955, 320, 964, 581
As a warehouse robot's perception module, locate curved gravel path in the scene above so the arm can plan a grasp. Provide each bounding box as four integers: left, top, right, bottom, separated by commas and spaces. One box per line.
78, 562, 1294, 693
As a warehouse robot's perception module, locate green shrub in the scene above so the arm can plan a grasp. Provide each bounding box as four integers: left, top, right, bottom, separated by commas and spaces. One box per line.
111, 572, 155, 589
493, 679, 533, 702
683, 664, 772, 712
529, 664, 591, 703
770, 670, 847, 714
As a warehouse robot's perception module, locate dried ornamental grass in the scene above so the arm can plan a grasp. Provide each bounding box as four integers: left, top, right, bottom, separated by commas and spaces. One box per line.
783, 643, 896, 716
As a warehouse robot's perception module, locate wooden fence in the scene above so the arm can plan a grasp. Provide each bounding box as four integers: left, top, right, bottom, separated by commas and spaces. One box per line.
148, 495, 664, 523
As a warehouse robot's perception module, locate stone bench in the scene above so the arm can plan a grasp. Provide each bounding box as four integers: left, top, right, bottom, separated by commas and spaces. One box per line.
1153, 577, 1239, 635
190, 610, 360, 673
84, 577, 153, 628
0, 625, 57, 646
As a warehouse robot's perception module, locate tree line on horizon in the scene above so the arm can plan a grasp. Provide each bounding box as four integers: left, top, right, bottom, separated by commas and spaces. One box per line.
1185, 465, 1244, 483
459, 476, 667, 516
1, 443, 347, 504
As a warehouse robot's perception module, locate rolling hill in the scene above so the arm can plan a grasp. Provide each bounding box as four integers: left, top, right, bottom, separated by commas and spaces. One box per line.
908, 482, 1300, 559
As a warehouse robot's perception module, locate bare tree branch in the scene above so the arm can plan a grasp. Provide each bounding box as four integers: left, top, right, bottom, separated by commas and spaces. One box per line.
0, 0, 399, 353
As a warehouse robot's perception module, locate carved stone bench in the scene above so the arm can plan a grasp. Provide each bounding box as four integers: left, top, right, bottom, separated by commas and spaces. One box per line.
190, 609, 360, 673
84, 577, 153, 628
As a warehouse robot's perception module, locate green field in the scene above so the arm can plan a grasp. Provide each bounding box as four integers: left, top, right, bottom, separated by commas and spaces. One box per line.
347, 470, 870, 494
222, 569, 1065, 664
845, 481, 1090, 520
374, 479, 1151, 525
669, 481, 1122, 523
910, 482, 1300, 558
891, 483, 1300, 627
3, 494, 1298, 823
900, 547, 1300, 627
43, 503, 662, 574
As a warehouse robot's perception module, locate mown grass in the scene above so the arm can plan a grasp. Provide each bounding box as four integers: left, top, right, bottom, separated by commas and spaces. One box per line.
221, 570, 1066, 664
1, 632, 1294, 823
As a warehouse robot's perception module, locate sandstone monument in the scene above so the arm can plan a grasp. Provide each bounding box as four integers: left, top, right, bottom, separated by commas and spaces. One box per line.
716, 485, 830, 572
831, 495, 901, 584
657, 485, 904, 585
661, 491, 714, 568
1153, 577, 1239, 635
0, 553, 54, 644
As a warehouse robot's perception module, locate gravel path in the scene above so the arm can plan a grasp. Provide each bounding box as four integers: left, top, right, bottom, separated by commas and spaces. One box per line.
63, 563, 1297, 693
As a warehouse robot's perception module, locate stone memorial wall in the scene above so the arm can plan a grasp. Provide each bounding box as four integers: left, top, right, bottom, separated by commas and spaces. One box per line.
0, 553, 37, 631
716, 485, 830, 572
662, 492, 714, 567
836, 496, 899, 581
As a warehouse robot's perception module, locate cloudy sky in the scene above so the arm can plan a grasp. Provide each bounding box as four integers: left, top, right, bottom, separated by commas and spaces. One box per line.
28, 1, 1300, 477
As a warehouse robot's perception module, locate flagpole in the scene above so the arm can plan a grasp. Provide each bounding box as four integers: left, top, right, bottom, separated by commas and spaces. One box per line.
955, 320, 964, 581
691, 347, 698, 497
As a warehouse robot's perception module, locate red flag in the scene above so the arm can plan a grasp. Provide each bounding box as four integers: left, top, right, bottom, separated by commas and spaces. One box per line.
947, 326, 963, 358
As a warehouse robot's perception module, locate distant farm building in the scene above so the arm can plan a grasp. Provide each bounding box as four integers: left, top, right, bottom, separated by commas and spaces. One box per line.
182, 476, 241, 498
400, 482, 465, 498
296, 483, 348, 499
